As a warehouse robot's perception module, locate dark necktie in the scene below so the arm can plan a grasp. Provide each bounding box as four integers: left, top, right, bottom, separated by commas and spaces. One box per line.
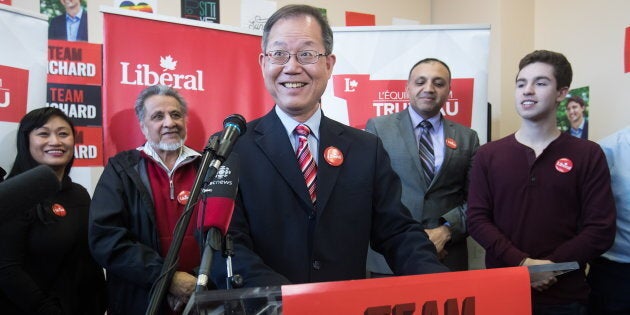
294, 125, 317, 204
418, 120, 435, 186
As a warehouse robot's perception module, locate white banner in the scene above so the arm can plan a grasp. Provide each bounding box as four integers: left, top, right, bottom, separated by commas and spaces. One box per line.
0, 5, 48, 173
322, 25, 490, 143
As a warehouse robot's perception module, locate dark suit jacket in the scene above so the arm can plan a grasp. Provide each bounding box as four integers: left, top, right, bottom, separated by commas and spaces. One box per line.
366, 109, 479, 271
210, 109, 448, 288
565, 119, 589, 139
48, 11, 88, 41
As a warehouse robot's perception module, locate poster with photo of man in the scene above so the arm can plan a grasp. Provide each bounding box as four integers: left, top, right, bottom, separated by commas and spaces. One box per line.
557, 86, 589, 139
42, 0, 88, 42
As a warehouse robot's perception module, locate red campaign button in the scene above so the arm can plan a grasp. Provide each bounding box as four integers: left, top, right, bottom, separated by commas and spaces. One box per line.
555, 158, 573, 173
177, 190, 190, 205
445, 138, 458, 149
323, 146, 344, 166
52, 203, 66, 217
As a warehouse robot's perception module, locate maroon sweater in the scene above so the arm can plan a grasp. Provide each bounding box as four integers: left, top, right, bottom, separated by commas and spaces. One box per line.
467, 132, 616, 305
145, 156, 201, 275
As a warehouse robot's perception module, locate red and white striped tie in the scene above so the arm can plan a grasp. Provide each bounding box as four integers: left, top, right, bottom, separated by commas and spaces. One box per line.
295, 124, 317, 204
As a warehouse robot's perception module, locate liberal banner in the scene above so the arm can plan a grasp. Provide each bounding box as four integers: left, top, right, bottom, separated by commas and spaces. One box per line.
102, 7, 272, 162
0, 5, 48, 173
324, 25, 490, 143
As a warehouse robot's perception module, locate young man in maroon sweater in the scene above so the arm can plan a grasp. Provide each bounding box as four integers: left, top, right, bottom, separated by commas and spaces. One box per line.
467, 50, 616, 315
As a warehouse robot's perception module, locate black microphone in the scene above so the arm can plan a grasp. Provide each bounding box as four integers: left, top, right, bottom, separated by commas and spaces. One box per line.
205, 114, 247, 183
215, 114, 247, 160
0, 165, 61, 220
196, 155, 239, 291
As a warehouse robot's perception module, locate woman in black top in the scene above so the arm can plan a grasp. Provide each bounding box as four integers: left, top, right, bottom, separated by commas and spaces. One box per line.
0, 107, 106, 314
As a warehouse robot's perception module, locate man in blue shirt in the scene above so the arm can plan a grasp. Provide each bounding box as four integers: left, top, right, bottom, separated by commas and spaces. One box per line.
48, 0, 88, 42
588, 126, 630, 314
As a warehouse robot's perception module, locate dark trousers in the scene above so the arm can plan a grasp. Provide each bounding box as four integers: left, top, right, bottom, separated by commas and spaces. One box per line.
587, 257, 630, 315
532, 302, 587, 315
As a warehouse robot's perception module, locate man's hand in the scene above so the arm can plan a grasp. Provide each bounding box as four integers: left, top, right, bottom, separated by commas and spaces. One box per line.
522, 258, 557, 291
425, 225, 452, 257
169, 271, 197, 298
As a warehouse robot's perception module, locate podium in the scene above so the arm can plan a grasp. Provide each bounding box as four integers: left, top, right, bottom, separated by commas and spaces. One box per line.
184, 286, 283, 314
185, 265, 570, 314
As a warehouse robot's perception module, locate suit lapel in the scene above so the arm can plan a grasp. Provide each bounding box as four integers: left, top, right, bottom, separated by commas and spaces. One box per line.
254, 110, 314, 209
435, 119, 455, 180
315, 116, 348, 212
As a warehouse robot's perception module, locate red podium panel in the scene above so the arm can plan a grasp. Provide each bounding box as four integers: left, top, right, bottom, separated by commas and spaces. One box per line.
282, 267, 531, 315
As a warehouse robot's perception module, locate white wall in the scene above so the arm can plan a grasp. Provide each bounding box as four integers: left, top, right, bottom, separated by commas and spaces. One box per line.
534, 0, 630, 140
433, 0, 630, 140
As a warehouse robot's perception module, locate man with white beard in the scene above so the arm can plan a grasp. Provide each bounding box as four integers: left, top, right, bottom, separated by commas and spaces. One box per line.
89, 85, 201, 314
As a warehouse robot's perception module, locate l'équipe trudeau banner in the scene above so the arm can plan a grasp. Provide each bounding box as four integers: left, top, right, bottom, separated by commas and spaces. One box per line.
47, 39, 103, 167
102, 7, 271, 162
0, 5, 47, 173
323, 25, 490, 143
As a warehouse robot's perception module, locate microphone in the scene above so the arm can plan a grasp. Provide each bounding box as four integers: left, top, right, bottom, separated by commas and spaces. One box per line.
216, 114, 247, 160
196, 154, 239, 291
0, 165, 61, 220
205, 114, 247, 186
146, 114, 247, 314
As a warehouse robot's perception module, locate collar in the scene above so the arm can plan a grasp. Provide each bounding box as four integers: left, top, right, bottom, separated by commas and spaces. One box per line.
275, 105, 321, 140
65, 7, 83, 21
137, 142, 200, 172
408, 108, 442, 130
571, 118, 586, 132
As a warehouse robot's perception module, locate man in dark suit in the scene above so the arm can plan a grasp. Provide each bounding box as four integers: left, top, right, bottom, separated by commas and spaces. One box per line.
210, 4, 448, 289
48, 0, 88, 41
366, 58, 479, 273
564, 96, 588, 139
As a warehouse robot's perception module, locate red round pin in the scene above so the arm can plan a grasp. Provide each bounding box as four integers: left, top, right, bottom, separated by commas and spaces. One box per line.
323, 146, 343, 166
177, 190, 191, 205
445, 138, 458, 149
52, 203, 66, 217
555, 158, 573, 173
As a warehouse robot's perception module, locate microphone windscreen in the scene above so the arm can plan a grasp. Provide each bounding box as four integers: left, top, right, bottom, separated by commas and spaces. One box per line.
199, 154, 239, 235
0, 165, 61, 220
200, 197, 235, 236
223, 114, 247, 135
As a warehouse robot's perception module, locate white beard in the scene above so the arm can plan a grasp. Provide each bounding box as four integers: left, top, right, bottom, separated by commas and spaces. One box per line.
148, 137, 186, 152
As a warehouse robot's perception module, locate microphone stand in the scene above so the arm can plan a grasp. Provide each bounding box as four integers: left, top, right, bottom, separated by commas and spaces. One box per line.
145, 136, 220, 315
195, 227, 222, 292
224, 233, 242, 289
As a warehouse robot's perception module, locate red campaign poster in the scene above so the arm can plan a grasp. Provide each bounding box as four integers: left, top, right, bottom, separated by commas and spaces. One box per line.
0, 64, 29, 123
47, 39, 102, 86
73, 126, 104, 167
103, 11, 272, 162
625, 26, 630, 73
345, 11, 375, 26
333, 74, 474, 130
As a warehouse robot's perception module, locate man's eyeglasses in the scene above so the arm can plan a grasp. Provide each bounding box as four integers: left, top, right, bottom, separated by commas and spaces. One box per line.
265, 50, 328, 65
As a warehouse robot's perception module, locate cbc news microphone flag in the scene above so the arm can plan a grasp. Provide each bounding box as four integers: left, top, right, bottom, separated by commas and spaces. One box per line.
102, 7, 489, 164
